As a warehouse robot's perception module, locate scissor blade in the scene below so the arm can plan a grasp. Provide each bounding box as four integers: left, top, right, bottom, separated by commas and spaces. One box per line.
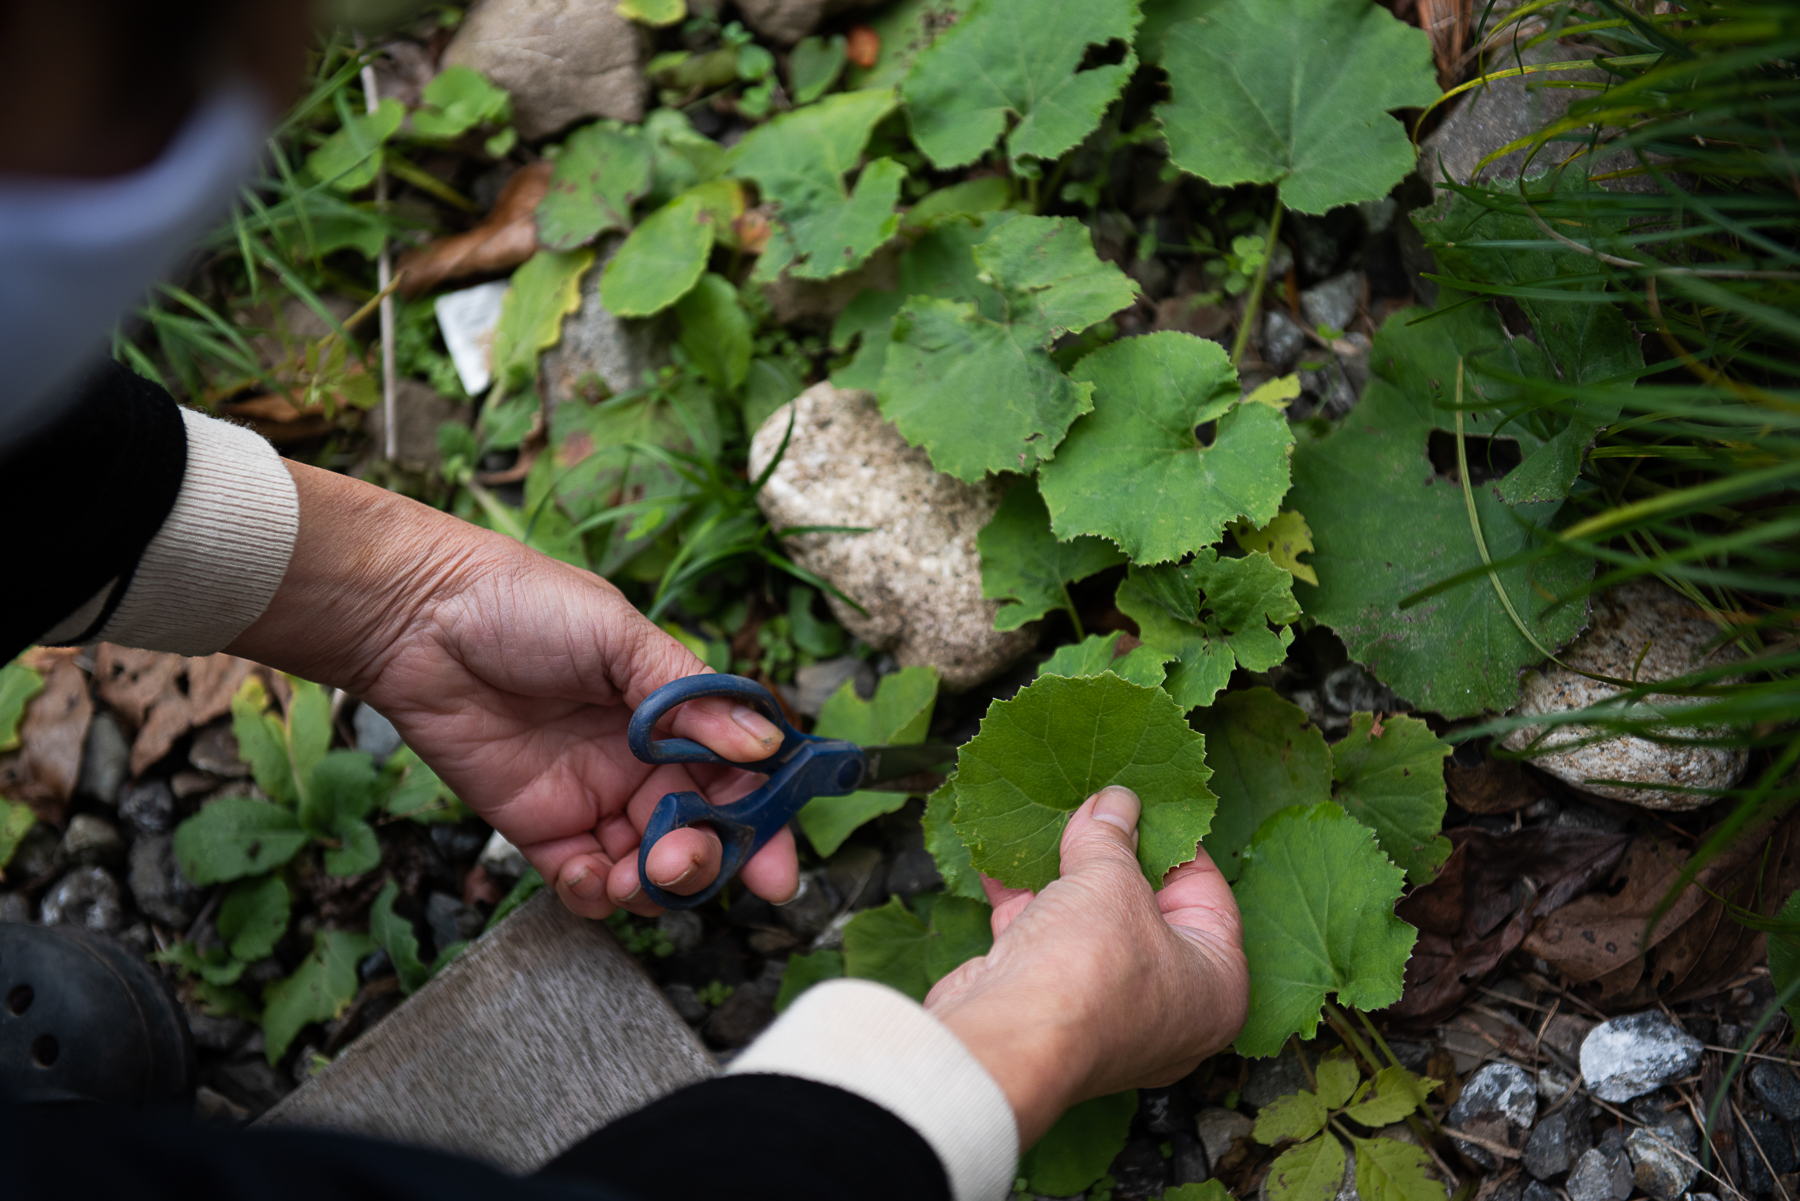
860, 743, 958, 787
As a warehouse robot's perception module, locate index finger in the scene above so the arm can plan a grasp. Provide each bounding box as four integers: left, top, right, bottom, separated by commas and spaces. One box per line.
617, 623, 785, 765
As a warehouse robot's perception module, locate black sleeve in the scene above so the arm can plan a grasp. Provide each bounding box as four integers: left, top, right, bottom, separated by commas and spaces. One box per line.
544, 1075, 952, 1201
2, 1076, 951, 1201
0, 359, 188, 658
1, 1103, 630, 1201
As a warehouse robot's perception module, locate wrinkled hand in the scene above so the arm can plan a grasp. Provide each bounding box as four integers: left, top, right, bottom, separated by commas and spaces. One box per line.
925, 786, 1248, 1146
228, 463, 797, 918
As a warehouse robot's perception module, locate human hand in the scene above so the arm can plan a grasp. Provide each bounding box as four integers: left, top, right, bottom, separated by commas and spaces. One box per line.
228, 463, 798, 918
924, 786, 1248, 1146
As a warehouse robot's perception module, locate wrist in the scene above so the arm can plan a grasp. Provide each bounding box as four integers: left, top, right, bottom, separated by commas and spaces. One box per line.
226, 462, 497, 691
930, 981, 1092, 1147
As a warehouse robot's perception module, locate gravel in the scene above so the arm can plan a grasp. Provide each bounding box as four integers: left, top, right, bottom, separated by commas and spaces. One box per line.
1579, 1011, 1705, 1103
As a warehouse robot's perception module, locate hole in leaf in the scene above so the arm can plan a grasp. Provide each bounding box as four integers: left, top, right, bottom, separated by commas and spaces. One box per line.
6, 984, 32, 1015
1427, 429, 1522, 485
1195, 421, 1217, 448
31, 1033, 58, 1067
1079, 38, 1131, 69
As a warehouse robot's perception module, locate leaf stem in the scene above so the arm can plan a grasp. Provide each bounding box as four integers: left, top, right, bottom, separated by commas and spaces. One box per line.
1230, 197, 1285, 368
1290, 1032, 1318, 1092
1352, 1004, 1443, 1135
1061, 584, 1086, 640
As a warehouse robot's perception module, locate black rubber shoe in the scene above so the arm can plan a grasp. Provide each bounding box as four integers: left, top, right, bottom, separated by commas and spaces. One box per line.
0, 923, 193, 1105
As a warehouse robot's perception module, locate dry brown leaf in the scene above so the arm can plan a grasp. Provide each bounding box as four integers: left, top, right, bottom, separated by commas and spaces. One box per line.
14, 654, 93, 824
1391, 825, 1630, 1025
1521, 810, 1800, 1007
219, 394, 341, 445
1447, 754, 1539, 814
93, 646, 255, 776
398, 162, 551, 298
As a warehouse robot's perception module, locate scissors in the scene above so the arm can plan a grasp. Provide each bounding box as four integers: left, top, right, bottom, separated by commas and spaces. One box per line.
628, 673, 956, 911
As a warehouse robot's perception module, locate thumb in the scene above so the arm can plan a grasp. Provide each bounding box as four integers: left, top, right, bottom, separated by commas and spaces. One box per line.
1059, 785, 1144, 878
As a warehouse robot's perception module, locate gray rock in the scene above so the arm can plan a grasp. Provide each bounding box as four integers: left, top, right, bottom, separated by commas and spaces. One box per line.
353, 704, 403, 766
77, 712, 130, 805
39, 866, 125, 932
360, 947, 394, 983
1540, 1013, 1597, 1062
187, 1010, 255, 1053
1750, 1061, 1800, 1122
1300, 272, 1363, 334
1195, 1108, 1253, 1165
1629, 1095, 1697, 1152
1521, 1182, 1560, 1201
128, 834, 205, 927
58, 814, 125, 868
735, 0, 884, 44
1447, 1061, 1537, 1168
1524, 1096, 1591, 1179
194, 1084, 251, 1124
1262, 309, 1306, 373
1243, 1047, 1310, 1109
189, 723, 249, 777
656, 910, 705, 954
703, 961, 784, 1048
1567, 1145, 1634, 1201
1740, 1116, 1795, 1195
210, 1057, 294, 1112
0, 892, 30, 922
1579, 1010, 1704, 1103
442, 0, 649, 140
748, 384, 1036, 690
119, 778, 177, 838
1504, 580, 1749, 809
361, 379, 465, 471
772, 873, 836, 938
884, 837, 942, 901
478, 829, 530, 883
10, 823, 60, 881
790, 656, 876, 718
825, 843, 886, 911
1536, 1065, 1578, 1106
425, 892, 480, 950
542, 241, 669, 409
1628, 1125, 1698, 1200
664, 982, 706, 1025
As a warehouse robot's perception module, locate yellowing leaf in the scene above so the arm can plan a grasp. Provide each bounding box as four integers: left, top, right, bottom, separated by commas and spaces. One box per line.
1254, 1089, 1328, 1145
1352, 1135, 1444, 1201
491, 248, 594, 389
1315, 1048, 1362, 1110
617, 0, 685, 25
1265, 1131, 1347, 1201
0, 658, 45, 753
1246, 374, 1303, 409
1342, 1067, 1440, 1127
1235, 510, 1318, 586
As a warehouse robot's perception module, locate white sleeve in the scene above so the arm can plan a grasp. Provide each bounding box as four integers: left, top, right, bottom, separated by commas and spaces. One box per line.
728, 979, 1019, 1201
41, 409, 300, 654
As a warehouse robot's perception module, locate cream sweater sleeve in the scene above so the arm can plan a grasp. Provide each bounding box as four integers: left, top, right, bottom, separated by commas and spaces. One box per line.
38, 409, 299, 654
728, 979, 1020, 1201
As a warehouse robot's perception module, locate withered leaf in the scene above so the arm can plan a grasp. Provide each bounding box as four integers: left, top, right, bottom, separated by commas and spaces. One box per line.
398, 162, 551, 298
94, 646, 255, 776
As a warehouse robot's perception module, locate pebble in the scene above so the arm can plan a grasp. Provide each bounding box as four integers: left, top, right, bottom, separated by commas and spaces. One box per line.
542, 244, 668, 408
1447, 1062, 1537, 1168
1540, 1013, 1597, 1063
748, 383, 1037, 691
118, 778, 178, 838
1195, 1108, 1253, 1166
656, 910, 705, 954
353, 704, 403, 766
1110, 1137, 1171, 1198
735, 0, 882, 43
441, 0, 647, 140
188, 723, 249, 777
39, 866, 125, 932
825, 844, 886, 912
128, 834, 205, 927
58, 814, 126, 868
1579, 1011, 1704, 1103
703, 961, 785, 1049
790, 656, 876, 718
1740, 1116, 1795, 1194
772, 873, 836, 939
1503, 580, 1749, 809
76, 712, 130, 805
425, 892, 481, 951
193, 1085, 251, 1124
664, 982, 707, 1025
1627, 1125, 1698, 1200
1524, 1096, 1591, 1179
1243, 1048, 1310, 1109
1566, 1144, 1634, 1201
10, 824, 59, 881
210, 1057, 294, 1111
1522, 1182, 1560, 1201
1300, 272, 1362, 334
359, 947, 394, 983
1261, 310, 1306, 374
478, 830, 530, 882
1751, 1061, 1800, 1123
186, 1010, 255, 1053
0, 892, 30, 922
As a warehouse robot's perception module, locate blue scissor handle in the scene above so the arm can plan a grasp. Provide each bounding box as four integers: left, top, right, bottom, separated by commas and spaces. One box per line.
630, 675, 865, 911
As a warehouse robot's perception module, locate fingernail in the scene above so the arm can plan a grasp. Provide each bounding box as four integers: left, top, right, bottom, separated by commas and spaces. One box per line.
1092, 785, 1141, 835
656, 864, 696, 889
564, 866, 605, 902
731, 704, 782, 748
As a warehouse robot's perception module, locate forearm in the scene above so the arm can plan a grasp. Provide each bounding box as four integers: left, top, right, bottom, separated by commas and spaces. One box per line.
224, 461, 500, 694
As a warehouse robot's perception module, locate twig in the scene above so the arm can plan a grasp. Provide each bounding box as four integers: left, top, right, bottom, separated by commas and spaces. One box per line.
359, 47, 398, 461
1230, 198, 1285, 367
1704, 1045, 1800, 1065
1587, 1091, 1744, 1201
1441, 1126, 1523, 1160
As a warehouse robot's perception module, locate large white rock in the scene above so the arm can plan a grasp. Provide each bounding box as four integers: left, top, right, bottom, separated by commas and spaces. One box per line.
444, 0, 649, 140
748, 384, 1036, 690
1503, 579, 1747, 810
1579, 1011, 1703, 1103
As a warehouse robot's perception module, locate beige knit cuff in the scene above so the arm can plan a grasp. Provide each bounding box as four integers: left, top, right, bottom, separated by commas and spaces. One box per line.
88, 409, 299, 655
728, 979, 1019, 1201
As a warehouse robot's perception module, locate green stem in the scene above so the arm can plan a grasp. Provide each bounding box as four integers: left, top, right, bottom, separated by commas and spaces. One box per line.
1322, 1002, 1380, 1074
1061, 585, 1086, 640
1229, 197, 1286, 368
1354, 1005, 1443, 1135
1289, 1033, 1317, 1092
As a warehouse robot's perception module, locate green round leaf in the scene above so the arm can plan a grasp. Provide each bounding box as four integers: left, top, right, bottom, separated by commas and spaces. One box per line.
979, 476, 1125, 632
1194, 688, 1332, 882
1232, 802, 1415, 1057
1329, 712, 1453, 885
536, 122, 653, 251
599, 190, 717, 317
952, 672, 1216, 891
217, 874, 291, 963
173, 798, 309, 886
1155, 0, 1439, 214
1042, 331, 1288, 565
1019, 1090, 1139, 1196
